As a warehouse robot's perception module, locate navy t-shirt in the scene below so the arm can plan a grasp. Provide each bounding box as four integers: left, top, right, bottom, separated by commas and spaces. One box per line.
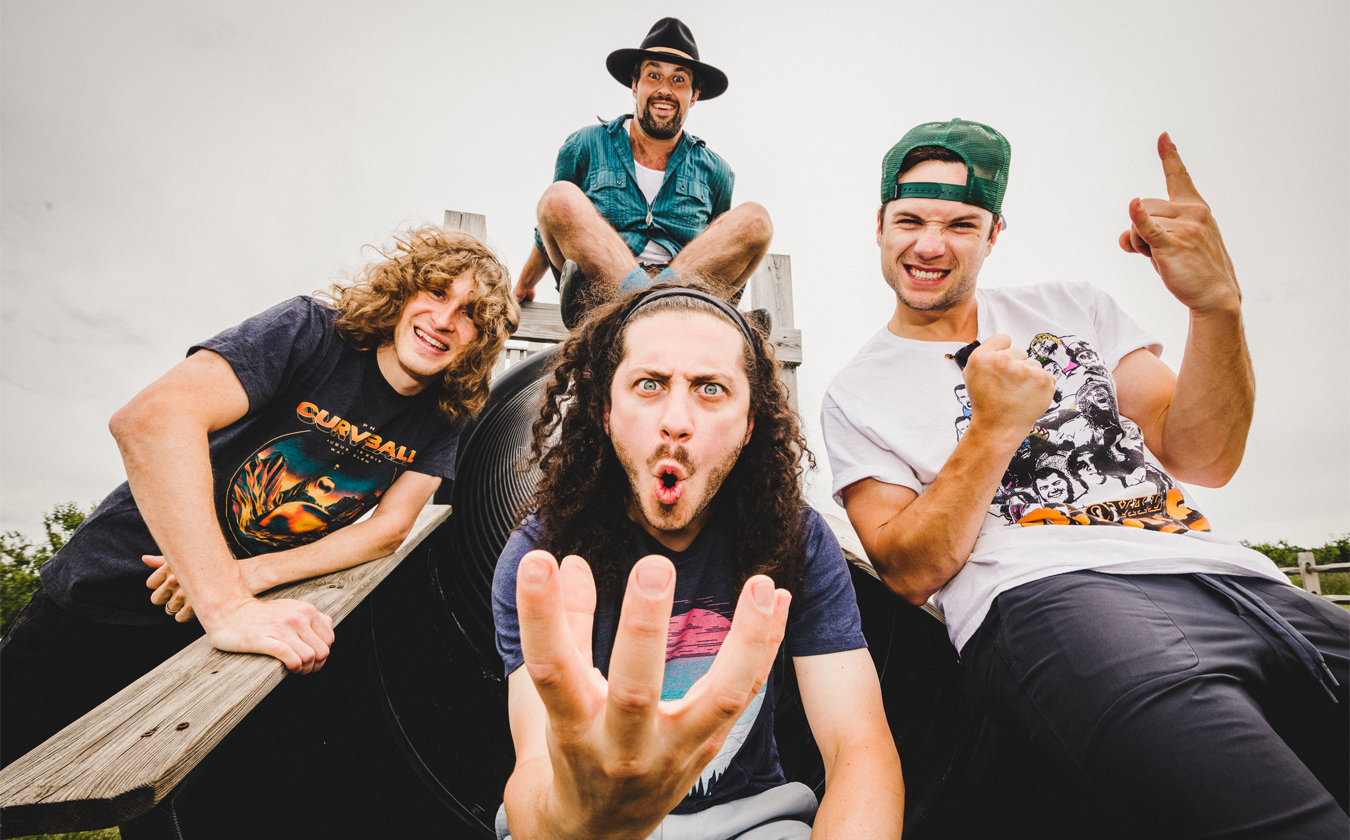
42, 296, 462, 625
492, 506, 866, 814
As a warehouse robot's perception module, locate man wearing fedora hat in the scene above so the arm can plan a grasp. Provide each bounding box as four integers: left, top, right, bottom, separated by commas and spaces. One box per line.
513, 18, 773, 329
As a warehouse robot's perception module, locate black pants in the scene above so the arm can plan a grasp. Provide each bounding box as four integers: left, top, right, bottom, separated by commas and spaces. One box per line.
0, 586, 203, 768
964, 571, 1350, 839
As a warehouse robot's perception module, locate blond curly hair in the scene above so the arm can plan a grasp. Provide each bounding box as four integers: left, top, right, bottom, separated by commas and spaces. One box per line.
325, 226, 519, 425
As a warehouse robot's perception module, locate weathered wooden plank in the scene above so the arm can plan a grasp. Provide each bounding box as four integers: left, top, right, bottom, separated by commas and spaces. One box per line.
0, 505, 452, 838
768, 327, 802, 366
749, 255, 799, 409
442, 210, 487, 242
750, 254, 796, 333
515, 300, 569, 343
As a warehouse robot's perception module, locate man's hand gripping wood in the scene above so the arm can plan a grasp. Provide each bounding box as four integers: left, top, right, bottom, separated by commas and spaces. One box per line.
504, 550, 790, 840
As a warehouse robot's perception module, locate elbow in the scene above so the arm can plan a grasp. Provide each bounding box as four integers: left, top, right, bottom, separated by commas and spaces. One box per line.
108, 400, 152, 449
376, 518, 416, 557
375, 527, 408, 558
1162, 448, 1245, 489
897, 584, 939, 608
875, 566, 943, 607
1181, 463, 1239, 489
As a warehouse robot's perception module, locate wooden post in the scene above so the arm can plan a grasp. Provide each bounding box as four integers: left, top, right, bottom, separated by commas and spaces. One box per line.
1298, 551, 1322, 596
0, 506, 451, 837
749, 254, 802, 412
442, 210, 487, 242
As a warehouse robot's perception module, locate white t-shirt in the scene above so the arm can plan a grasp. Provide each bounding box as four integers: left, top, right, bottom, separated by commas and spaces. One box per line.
821, 281, 1288, 651
625, 120, 674, 265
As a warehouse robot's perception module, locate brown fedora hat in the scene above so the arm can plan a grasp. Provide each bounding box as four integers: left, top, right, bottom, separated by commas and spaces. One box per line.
605, 17, 728, 100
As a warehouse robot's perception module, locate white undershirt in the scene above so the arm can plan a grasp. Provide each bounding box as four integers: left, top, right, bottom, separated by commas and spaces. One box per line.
625, 120, 674, 264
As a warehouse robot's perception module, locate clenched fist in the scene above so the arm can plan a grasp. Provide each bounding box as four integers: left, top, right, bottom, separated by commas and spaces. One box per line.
962, 334, 1056, 446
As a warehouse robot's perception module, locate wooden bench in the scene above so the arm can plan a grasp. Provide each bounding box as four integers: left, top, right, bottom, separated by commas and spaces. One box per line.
0, 506, 451, 837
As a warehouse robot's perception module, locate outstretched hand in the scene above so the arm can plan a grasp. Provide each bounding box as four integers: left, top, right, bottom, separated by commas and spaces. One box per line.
1119, 133, 1241, 314
515, 550, 790, 840
142, 554, 334, 674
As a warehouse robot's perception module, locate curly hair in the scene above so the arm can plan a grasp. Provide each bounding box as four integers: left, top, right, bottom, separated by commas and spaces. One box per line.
525, 283, 814, 599
324, 226, 519, 425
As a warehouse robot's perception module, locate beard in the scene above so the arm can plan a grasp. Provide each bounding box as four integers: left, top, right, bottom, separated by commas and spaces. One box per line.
615, 440, 741, 536
635, 96, 685, 141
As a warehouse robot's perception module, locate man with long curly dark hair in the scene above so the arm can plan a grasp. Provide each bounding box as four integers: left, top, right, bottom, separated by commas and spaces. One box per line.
491, 286, 901, 840
1, 225, 518, 769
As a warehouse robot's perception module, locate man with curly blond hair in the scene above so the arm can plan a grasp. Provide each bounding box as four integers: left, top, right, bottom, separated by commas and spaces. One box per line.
1, 225, 519, 769
490, 286, 901, 840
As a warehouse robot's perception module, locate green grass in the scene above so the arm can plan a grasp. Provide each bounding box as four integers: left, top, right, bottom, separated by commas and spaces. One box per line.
12, 831, 120, 840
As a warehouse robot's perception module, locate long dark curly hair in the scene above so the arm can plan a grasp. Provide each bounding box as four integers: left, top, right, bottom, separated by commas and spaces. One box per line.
324, 226, 519, 425
525, 284, 813, 599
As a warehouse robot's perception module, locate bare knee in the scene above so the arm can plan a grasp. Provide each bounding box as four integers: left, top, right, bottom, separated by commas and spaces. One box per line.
537, 181, 593, 229
727, 202, 773, 247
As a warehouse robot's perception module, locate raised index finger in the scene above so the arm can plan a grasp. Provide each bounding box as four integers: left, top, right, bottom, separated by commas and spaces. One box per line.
1158, 132, 1204, 203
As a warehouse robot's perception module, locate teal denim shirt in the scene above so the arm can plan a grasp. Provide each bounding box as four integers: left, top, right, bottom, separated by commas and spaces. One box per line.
534, 114, 734, 261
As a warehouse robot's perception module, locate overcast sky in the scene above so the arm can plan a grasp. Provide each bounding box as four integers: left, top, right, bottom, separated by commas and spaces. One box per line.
2, 0, 1346, 549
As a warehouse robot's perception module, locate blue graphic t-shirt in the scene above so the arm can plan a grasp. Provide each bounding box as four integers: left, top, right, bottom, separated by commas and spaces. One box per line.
42, 296, 462, 624
492, 506, 866, 814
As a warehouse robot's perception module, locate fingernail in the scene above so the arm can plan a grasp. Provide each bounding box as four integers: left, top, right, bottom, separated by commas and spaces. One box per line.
752, 578, 774, 610
636, 560, 671, 596
520, 556, 551, 586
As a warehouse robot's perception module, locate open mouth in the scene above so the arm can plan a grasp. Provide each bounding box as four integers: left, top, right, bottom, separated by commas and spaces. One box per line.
414, 326, 449, 352
906, 265, 950, 283
654, 463, 686, 506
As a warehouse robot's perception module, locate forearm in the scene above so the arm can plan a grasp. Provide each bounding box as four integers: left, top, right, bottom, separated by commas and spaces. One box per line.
502, 758, 565, 840
812, 741, 904, 839
112, 411, 251, 623
863, 425, 1022, 604
519, 246, 550, 292
238, 513, 413, 593
1163, 302, 1254, 485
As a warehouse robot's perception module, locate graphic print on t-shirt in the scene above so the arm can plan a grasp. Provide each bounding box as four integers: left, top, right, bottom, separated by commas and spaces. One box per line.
227, 430, 398, 556
965, 332, 1209, 534
662, 596, 766, 800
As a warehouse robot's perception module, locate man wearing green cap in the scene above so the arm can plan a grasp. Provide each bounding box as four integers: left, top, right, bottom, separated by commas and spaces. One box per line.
822, 120, 1348, 837
512, 17, 773, 328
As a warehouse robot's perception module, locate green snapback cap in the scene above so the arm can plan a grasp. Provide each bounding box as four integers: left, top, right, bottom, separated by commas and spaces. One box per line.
880, 118, 1011, 214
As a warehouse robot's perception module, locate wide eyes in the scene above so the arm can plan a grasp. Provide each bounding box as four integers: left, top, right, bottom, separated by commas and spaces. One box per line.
645, 71, 688, 86
634, 379, 725, 397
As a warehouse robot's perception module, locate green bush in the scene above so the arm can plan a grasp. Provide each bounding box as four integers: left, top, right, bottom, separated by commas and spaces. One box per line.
1243, 536, 1350, 600
1, 502, 93, 635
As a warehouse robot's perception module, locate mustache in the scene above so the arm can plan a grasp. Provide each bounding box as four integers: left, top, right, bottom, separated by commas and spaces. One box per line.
646, 444, 692, 472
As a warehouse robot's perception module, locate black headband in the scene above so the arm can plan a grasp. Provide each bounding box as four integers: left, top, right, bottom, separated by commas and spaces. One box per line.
619, 287, 758, 347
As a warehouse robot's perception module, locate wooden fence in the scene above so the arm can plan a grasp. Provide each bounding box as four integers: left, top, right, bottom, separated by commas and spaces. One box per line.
1278, 551, 1350, 604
